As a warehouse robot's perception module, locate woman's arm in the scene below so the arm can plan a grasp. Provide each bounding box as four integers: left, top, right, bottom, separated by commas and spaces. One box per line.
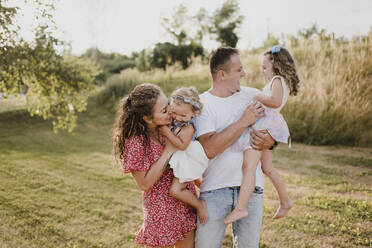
131, 140, 176, 192
254, 78, 283, 108
160, 124, 194, 151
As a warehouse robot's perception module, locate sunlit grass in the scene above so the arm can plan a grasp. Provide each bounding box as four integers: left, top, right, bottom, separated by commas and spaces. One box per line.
0, 107, 371, 247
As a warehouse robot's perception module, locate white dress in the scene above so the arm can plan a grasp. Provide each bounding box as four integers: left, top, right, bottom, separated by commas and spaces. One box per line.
232, 76, 291, 151
169, 120, 209, 183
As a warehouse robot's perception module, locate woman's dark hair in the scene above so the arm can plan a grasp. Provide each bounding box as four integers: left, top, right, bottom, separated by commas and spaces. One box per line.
113, 83, 161, 161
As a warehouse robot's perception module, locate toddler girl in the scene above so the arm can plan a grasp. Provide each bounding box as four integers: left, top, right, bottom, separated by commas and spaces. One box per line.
224, 46, 300, 224
160, 86, 209, 224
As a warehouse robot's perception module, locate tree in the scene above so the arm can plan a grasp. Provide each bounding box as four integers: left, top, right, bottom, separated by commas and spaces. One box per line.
80, 47, 136, 83
160, 4, 191, 46
136, 49, 151, 72
162, 1, 244, 49
210, 0, 244, 48
0, 0, 99, 132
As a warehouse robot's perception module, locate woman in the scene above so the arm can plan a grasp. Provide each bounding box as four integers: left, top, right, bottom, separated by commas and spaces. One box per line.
113, 83, 196, 248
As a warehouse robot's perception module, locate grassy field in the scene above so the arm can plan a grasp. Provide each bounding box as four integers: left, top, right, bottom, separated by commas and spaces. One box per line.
0, 102, 371, 248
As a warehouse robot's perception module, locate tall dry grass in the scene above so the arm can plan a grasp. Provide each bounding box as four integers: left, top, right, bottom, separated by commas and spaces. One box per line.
282, 34, 372, 146
96, 32, 372, 146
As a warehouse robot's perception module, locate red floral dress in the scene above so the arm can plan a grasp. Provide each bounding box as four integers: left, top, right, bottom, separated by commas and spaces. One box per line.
123, 135, 197, 247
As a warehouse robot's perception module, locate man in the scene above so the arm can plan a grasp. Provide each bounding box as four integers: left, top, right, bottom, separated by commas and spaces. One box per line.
194, 47, 275, 248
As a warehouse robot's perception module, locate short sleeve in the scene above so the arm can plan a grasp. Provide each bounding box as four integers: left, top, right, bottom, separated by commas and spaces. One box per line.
194, 104, 216, 138
241, 86, 260, 97
122, 136, 152, 173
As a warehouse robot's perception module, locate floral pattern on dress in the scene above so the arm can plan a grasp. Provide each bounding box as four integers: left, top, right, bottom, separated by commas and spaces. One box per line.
123, 135, 197, 247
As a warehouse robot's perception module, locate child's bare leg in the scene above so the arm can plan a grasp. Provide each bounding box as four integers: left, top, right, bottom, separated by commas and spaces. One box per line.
170, 177, 208, 224
261, 150, 293, 219
223, 149, 261, 224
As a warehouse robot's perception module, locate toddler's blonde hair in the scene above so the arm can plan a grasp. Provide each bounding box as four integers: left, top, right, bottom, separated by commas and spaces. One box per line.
170, 86, 203, 115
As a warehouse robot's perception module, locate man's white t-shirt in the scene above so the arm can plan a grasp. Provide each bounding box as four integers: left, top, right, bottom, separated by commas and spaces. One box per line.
194, 86, 265, 193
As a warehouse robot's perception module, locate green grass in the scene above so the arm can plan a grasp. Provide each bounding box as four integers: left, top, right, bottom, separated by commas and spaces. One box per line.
0, 100, 371, 247
325, 154, 372, 168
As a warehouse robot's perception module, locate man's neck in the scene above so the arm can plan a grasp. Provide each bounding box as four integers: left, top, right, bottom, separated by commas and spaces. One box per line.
209, 83, 237, 98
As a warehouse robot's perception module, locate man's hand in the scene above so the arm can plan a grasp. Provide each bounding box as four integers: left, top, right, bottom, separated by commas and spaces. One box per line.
250, 129, 275, 150
240, 101, 265, 128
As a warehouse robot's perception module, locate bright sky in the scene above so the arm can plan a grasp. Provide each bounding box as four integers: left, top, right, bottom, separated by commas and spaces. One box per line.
14, 0, 372, 56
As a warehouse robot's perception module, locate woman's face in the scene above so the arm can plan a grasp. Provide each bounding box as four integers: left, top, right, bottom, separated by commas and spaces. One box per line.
149, 93, 172, 127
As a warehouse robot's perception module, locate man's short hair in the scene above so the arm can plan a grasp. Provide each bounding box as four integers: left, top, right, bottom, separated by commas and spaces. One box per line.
209, 47, 239, 79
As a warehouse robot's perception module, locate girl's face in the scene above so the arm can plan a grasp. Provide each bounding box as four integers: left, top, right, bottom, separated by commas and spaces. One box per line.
262, 55, 275, 81
171, 103, 194, 123
149, 93, 172, 126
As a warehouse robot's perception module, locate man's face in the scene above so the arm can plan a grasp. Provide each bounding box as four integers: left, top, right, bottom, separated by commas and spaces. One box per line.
222, 53, 246, 93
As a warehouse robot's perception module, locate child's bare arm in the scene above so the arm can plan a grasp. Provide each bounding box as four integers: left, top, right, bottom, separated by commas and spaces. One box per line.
160, 124, 194, 151
254, 78, 283, 108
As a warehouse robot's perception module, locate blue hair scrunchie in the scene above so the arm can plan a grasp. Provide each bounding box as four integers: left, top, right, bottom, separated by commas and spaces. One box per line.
271, 45, 280, 53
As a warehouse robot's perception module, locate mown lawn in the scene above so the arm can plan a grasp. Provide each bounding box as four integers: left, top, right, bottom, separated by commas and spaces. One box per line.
0, 107, 371, 248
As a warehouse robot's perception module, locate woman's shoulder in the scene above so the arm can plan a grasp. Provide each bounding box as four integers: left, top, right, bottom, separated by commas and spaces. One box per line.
124, 135, 147, 150
122, 135, 151, 173
125, 135, 146, 143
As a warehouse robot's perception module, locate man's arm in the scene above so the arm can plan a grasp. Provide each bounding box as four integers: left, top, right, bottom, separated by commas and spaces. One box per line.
198, 101, 264, 159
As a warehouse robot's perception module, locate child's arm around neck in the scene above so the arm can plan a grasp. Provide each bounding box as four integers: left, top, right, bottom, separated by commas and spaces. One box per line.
160, 124, 194, 151
254, 77, 283, 108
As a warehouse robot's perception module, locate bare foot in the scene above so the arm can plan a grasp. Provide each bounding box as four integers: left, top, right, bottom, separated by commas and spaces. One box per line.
223, 208, 248, 224
197, 200, 208, 225
273, 201, 293, 219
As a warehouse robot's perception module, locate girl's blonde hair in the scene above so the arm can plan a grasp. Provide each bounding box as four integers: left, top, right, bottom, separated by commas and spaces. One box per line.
265, 47, 300, 96
170, 86, 203, 115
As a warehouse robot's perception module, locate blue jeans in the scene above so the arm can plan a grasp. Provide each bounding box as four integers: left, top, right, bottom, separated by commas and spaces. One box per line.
195, 187, 264, 248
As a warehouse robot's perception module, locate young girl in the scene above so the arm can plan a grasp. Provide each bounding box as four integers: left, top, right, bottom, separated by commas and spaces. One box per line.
160, 86, 209, 224
224, 46, 300, 224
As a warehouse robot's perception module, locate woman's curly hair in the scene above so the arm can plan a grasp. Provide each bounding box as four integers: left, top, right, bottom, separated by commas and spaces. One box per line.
265, 47, 300, 96
113, 83, 161, 162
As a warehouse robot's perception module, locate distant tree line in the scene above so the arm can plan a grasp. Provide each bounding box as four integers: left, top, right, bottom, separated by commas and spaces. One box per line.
80, 48, 137, 84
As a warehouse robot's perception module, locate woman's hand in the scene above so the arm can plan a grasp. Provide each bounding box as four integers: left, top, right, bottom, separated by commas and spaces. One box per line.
250, 129, 275, 150
159, 125, 172, 137
194, 178, 202, 189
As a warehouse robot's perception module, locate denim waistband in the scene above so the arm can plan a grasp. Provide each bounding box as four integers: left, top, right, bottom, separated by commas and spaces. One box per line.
228, 186, 264, 194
